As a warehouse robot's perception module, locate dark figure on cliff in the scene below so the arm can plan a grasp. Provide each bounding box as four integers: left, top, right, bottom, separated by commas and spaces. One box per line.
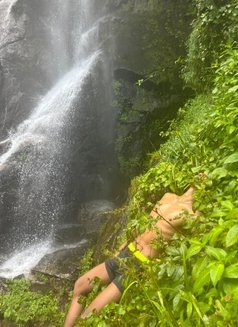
64, 187, 197, 327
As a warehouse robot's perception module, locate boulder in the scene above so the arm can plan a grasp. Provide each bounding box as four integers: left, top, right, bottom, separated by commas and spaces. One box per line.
0, 277, 8, 294
78, 200, 116, 239
32, 244, 88, 281
31, 200, 116, 280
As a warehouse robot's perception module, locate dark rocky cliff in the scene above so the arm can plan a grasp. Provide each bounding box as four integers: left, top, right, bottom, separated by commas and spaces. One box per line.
0, 0, 193, 139
0, 0, 51, 138
107, 0, 194, 181
111, 0, 193, 80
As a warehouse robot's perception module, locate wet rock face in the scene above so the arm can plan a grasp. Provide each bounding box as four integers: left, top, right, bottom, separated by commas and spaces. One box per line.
33, 200, 115, 280
32, 245, 88, 280
0, 277, 8, 294
111, 0, 193, 80
76, 200, 116, 239
0, 0, 46, 137
0, 163, 21, 254
106, 0, 129, 10
53, 200, 116, 245
0, 0, 74, 139
107, 0, 194, 181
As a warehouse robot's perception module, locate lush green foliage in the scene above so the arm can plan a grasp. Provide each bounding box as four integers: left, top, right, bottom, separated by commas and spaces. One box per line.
0, 279, 64, 326
80, 45, 238, 326
114, 80, 171, 179
183, 0, 238, 91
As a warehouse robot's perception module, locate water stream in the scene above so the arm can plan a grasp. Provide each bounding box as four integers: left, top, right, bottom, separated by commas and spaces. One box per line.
0, 0, 115, 278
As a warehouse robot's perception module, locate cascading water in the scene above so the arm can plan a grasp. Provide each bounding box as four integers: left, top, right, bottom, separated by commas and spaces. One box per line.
0, 0, 116, 278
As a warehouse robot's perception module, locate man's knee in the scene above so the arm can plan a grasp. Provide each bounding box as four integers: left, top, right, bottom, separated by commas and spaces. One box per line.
73, 275, 92, 296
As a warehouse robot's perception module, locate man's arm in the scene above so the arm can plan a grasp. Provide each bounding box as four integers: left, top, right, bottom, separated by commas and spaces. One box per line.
114, 241, 128, 257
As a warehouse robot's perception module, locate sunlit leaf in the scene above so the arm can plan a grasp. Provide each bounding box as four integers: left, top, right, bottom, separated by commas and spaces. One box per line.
205, 246, 227, 261
193, 269, 210, 294
187, 302, 193, 318
226, 208, 238, 219
221, 200, 233, 211
209, 262, 224, 286
224, 263, 238, 279
223, 279, 238, 298
228, 85, 238, 93
211, 167, 228, 179
226, 224, 238, 247
186, 244, 203, 259
224, 153, 238, 164
208, 226, 225, 246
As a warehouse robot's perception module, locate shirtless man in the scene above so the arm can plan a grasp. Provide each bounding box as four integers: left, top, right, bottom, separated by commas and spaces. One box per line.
64, 187, 196, 327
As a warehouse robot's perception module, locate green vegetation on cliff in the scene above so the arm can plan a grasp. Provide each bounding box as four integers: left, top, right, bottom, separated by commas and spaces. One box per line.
0, 279, 65, 326
85, 43, 238, 327
83, 1, 238, 326
114, 0, 194, 181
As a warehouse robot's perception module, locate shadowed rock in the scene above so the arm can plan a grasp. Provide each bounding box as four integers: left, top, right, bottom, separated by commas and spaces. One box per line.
32, 245, 88, 280
31, 200, 115, 280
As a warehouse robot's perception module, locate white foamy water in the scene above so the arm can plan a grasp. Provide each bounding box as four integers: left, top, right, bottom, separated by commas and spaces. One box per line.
75, 15, 112, 61
0, 238, 88, 279
0, 240, 52, 279
0, 50, 101, 166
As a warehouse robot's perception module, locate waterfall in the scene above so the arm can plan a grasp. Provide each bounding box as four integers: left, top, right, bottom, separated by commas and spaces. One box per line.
0, 51, 101, 167
0, 0, 115, 278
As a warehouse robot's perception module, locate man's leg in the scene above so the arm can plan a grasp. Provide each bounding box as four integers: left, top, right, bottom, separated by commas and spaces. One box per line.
64, 262, 111, 327
81, 282, 122, 318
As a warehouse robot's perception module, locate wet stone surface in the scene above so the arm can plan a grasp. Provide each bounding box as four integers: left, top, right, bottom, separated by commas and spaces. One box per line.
32, 244, 88, 281
31, 200, 115, 280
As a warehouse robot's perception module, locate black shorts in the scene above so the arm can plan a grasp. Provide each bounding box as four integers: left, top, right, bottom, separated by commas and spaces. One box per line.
104, 246, 132, 293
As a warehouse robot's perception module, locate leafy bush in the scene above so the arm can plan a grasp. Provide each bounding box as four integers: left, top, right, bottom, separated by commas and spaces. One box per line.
0, 279, 64, 326
183, 0, 238, 91
81, 45, 238, 326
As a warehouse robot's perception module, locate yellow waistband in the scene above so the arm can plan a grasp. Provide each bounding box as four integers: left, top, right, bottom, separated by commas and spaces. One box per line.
128, 242, 150, 264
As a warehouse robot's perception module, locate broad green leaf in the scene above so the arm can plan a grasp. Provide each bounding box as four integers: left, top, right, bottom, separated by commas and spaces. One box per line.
205, 246, 227, 261
224, 153, 238, 164
97, 322, 107, 327
166, 263, 176, 277
228, 85, 238, 93
208, 226, 225, 246
226, 224, 238, 247
175, 266, 184, 280
212, 87, 218, 94
211, 167, 228, 179
173, 293, 181, 309
192, 256, 211, 294
193, 269, 210, 294
118, 307, 126, 315
187, 302, 193, 318
192, 256, 210, 280
102, 322, 108, 327
186, 244, 203, 259
227, 125, 236, 134
224, 263, 238, 279
209, 262, 224, 286
211, 209, 226, 218
226, 208, 238, 219
221, 200, 233, 211
223, 279, 238, 298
